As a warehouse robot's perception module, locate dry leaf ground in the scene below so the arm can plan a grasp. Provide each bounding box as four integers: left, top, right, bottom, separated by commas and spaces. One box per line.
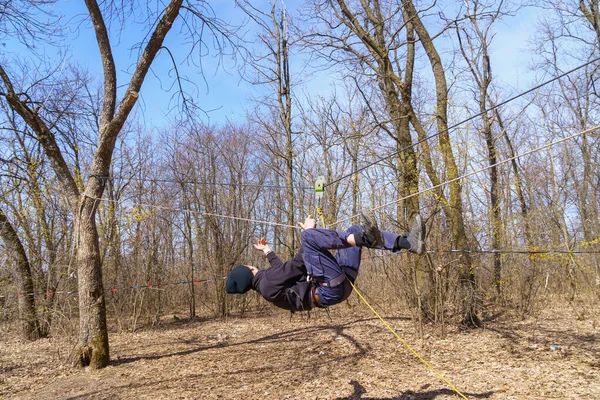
1, 304, 598, 399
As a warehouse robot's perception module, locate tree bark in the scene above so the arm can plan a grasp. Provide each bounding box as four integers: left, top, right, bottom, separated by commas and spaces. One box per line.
580, 0, 600, 48
279, 6, 296, 255
238, 1, 297, 255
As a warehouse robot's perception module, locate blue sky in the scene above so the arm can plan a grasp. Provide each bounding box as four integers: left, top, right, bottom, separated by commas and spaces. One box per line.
57, 1, 259, 126
490, 6, 544, 90
3, 1, 543, 129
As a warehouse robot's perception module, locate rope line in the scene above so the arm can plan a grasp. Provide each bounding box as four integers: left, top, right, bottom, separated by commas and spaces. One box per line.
0, 276, 226, 299
426, 249, 600, 255
92, 175, 312, 191
367, 249, 600, 257
330, 125, 600, 227
89, 198, 600, 257
314, 186, 467, 397
325, 57, 600, 188
346, 279, 468, 399
91, 197, 300, 230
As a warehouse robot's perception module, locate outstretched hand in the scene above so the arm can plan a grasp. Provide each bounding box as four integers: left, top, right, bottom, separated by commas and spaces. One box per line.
254, 238, 271, 255
298, 215, 316, 230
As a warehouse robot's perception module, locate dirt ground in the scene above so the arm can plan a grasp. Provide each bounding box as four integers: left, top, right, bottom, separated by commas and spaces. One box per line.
1, 304, 599, 400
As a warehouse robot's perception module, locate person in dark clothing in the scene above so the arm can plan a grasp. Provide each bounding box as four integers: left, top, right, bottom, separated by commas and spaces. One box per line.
225, 212, 425, 312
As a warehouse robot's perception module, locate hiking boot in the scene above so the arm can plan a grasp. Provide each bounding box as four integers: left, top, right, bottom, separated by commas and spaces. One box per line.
407, 214, 426, 255
355, 210, 384, 248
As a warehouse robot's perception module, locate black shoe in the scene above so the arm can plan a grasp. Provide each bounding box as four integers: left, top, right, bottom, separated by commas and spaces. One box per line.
407, 214, 426, 255
355, 210, 384, 248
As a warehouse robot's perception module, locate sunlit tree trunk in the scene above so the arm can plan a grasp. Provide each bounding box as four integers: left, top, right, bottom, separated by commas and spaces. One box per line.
454, 0, 505, 298
332, 0, 420, 222
403, 0, 481, 326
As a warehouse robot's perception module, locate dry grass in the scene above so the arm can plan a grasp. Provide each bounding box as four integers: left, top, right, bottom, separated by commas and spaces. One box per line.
1, 302, 599, 400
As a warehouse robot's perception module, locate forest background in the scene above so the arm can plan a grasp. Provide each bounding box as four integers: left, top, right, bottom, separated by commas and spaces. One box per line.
0, 0, 598, 370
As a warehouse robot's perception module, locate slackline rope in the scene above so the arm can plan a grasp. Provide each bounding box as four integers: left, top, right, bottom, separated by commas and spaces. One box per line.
329, 124, 600, 228
325, 56, 600, 188
89, 197, 300, 230
313, 177, 467, 398
346, 278, 469, 399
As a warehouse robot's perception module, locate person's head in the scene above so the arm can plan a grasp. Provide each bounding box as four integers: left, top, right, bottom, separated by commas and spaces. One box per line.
225, 265, 259, 294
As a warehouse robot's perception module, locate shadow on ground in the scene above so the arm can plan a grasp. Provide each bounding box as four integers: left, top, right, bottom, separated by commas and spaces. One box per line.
110, 316, 408, 367
336, 380, 495, 400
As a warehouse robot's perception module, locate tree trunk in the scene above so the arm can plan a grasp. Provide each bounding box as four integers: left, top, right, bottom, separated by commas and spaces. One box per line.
403, 0, 481, 327
0, 207, 41, 341
398, 10, 419, 222
455, 13, 502, 298
278, 5, 295, 256
333, 0, 420, 221
73, 198, 109, 367
238, 1, 296, 255
580, 0, 600, 48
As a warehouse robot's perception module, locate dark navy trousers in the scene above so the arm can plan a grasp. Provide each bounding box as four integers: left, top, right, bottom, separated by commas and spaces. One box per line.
300, 226, 401, 306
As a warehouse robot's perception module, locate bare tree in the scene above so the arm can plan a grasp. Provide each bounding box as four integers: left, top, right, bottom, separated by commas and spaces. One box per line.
0, 87, 81, 335
0, 0, 238, 368
300, 0, 481, 326
0, 0, 60, 49
579, 0, 600, 47
167, 123, 265, 316
302, 0, 420, 222
300, 94, 348, 223
534, 0, 600, 295
401, 0, 481, 327
238, 0, 298, 257
452, 0, 522, 297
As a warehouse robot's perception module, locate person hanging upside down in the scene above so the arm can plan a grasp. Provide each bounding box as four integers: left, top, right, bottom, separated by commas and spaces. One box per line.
225, 212, 426, 311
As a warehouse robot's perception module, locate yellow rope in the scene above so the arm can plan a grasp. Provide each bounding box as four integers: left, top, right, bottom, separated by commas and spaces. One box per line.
346, 278, 469, 399
315, 206, 326, 228
314, 180, 465, 397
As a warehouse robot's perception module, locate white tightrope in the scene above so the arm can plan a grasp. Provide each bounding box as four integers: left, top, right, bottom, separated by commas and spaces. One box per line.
92, 197, 299, 230
329, 125, 600, 227
91, 125, 599, 232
